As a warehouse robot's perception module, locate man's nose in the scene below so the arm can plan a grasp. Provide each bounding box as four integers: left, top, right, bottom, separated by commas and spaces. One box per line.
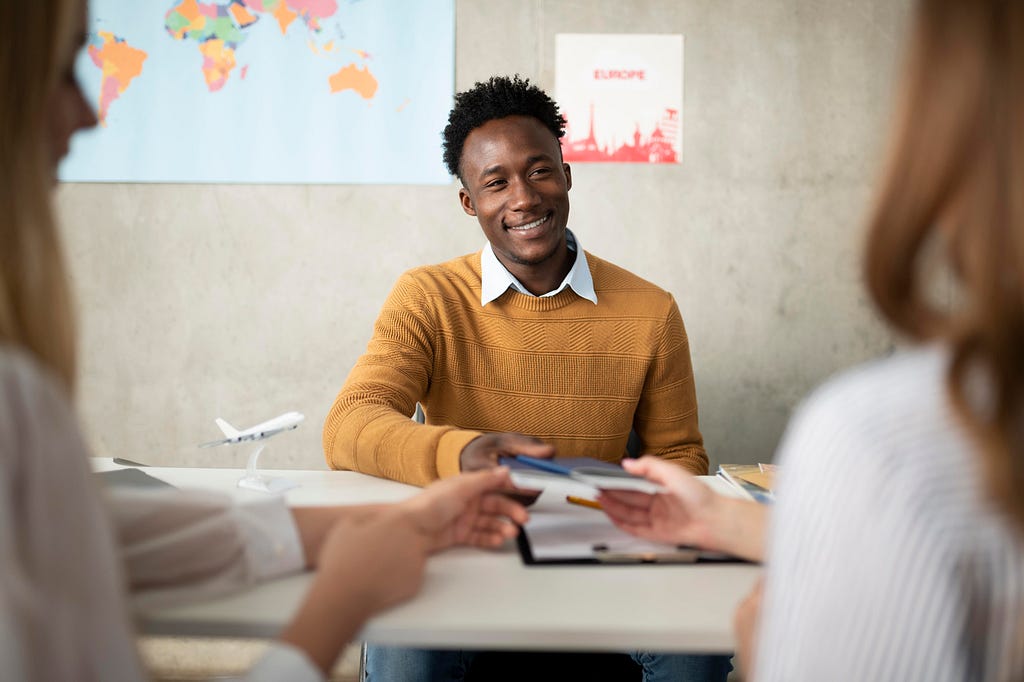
508, 177, 541, 210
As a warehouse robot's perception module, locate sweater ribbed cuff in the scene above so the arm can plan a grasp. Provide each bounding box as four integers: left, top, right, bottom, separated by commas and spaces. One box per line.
436, 430, 484, 478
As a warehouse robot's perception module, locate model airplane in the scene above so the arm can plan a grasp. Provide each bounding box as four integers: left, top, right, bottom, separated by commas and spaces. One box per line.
199, 411, 304, 494
199, 411, 305, 448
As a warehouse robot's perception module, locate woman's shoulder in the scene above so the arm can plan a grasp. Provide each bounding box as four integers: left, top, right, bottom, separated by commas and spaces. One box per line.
776, 345, 977, 509
0, 346, 77, 452
0, 345, 67, 409
791, 345, 951, 439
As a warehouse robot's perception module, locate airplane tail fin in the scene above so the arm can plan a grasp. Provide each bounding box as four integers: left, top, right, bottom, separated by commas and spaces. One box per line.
215, 418, 240, 438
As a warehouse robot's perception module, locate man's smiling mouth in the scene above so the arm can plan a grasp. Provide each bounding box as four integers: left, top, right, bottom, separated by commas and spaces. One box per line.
506, 213, 550, 231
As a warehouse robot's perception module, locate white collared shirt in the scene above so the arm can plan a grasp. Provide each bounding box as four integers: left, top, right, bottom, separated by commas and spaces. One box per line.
480, 229, 598, 305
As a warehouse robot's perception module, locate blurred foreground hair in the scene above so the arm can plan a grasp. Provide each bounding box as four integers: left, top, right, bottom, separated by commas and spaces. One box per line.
0, 0, 80, 391
865, 0, 1024, 532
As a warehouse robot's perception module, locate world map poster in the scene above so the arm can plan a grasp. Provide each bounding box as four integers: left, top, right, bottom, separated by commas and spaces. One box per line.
555, 34, 683, 164
59, 0, 455, 184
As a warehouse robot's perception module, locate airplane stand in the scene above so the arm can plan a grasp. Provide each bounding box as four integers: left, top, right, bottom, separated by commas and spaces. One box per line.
237, 444, 299, 494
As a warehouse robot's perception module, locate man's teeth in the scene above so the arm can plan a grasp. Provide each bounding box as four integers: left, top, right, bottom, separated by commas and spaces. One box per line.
509, 215, 549, 231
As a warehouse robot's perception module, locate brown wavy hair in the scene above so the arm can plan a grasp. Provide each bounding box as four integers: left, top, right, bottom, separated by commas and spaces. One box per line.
0, 0, 80, 391
865, 0, 1024, 532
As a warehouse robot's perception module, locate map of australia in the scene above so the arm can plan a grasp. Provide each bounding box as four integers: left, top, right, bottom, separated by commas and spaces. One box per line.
61, 0, 452, 183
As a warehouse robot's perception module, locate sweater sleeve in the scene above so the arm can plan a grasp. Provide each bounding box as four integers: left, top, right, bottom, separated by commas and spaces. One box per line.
322, 272, 482, 486
633, 295, 708, 475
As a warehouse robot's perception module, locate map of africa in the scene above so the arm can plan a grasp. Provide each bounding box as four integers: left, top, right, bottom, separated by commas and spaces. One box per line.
60, 0, 454, 184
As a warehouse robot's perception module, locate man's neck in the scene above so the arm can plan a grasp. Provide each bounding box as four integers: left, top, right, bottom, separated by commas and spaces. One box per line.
504, 246, 574, 296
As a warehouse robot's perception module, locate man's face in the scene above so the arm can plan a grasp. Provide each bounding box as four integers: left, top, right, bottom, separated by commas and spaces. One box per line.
458, 116, 572, 272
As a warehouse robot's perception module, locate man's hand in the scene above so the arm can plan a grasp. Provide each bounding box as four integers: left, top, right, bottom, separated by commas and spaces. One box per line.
401, 468, 530, 551
458, 432, 555, 472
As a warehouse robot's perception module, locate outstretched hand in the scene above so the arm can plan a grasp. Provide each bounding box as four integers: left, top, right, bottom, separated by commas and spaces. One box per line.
282, 509, 432, 673
597, 456, 767, 561
459, 432, 555, 472
596, 456, 719, 549
402, 467, 530, 551
283, 469, 530, 674
315, 510, 430, 617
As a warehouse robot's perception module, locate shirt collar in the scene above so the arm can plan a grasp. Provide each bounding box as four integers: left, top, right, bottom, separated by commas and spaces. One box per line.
480, 229, 597, 306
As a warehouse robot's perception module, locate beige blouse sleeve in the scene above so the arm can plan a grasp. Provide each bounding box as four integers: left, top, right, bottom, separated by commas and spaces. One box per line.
0, 349, 146, 681
106, 485, 306, 611
0, 348, 315, 680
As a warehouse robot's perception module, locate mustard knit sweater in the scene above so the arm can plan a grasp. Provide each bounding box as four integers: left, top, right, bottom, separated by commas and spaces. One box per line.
323, 251, 707, 486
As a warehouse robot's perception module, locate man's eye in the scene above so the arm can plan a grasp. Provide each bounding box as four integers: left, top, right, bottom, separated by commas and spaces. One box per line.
485, 179, 506, 189
531, 167, 551, 177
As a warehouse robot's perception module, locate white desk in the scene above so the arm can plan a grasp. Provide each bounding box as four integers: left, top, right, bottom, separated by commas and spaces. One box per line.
94, 459, 761, 654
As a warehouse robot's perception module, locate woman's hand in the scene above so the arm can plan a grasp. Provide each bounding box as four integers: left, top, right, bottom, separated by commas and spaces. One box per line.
291, 468, 529, 566
596, 456, 767, 561
401, 467, 530, 551
280, 510, 432, 674
596, 456, 721, 547
319, 510, 430, 614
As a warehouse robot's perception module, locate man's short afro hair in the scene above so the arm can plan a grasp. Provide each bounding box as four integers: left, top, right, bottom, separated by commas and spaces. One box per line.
442, 75, 567, 180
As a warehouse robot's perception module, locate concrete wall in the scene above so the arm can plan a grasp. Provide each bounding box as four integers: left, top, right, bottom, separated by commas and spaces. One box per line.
58, 0, 912, 472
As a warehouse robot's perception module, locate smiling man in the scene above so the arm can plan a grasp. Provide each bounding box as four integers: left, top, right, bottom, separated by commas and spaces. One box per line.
323, 75, 725, 682
324, 76, 707, 486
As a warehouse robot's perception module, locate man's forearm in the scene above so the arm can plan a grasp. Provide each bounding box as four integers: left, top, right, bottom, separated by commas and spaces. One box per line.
653, 444, 709, 476
323, 398, 431, 481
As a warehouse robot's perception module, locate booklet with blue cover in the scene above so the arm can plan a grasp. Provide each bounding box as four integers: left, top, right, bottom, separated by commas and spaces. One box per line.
500, 455, 666, 494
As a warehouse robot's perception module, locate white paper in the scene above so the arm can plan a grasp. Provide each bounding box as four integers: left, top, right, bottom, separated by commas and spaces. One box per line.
523, 480, 685, 561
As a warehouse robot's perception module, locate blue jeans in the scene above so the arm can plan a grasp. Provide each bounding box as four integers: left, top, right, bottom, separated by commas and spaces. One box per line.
364, 646, 732, 681
630, 650, 732, 682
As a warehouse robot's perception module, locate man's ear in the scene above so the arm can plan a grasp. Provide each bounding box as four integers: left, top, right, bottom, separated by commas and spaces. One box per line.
563, 163, 572, 191
459, 187, 477, 216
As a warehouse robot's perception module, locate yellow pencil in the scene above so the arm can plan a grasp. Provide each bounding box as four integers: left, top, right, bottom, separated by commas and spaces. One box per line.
566, 495, 603, 510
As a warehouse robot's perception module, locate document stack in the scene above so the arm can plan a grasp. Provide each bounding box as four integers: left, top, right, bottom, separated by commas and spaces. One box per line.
716, 463, 776, 504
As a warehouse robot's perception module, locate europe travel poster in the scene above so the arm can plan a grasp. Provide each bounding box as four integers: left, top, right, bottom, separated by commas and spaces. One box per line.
555, 34, 683, 164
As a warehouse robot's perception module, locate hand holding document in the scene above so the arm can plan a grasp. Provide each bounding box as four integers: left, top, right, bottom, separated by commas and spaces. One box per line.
460, 433, 555, 472
402, 468, 530, 551
518, 477, 717, 564
597, 457, 768, 563
513, 460, 747, 565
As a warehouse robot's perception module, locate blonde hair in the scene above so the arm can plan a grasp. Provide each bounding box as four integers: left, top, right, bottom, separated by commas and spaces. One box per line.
865, 0, 1024, 532
0, 1, 80, 391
